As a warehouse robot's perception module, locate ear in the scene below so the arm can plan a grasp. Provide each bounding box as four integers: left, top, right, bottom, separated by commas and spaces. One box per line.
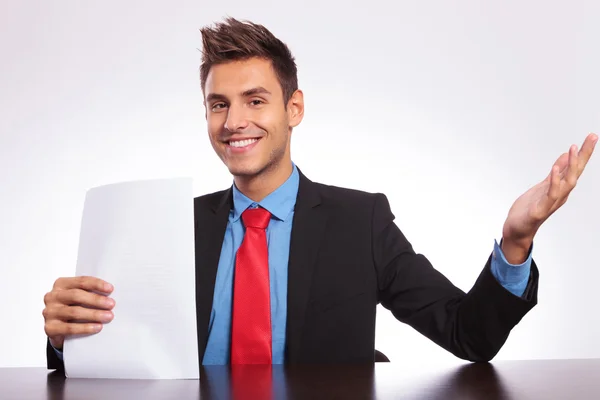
203, 100, 207, 120
287, 90, 304, 128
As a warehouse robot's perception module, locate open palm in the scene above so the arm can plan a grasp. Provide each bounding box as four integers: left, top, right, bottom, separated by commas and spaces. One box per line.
503, 133, 597, 245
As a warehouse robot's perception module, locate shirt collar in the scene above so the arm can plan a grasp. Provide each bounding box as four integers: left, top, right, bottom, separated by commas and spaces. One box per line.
231, 163, 299, 222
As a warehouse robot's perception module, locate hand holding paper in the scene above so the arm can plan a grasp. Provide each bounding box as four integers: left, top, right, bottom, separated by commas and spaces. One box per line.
43, 276, 115, 350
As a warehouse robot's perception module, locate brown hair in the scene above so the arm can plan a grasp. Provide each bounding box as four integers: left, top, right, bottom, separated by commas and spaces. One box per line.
199, 17, 298, 106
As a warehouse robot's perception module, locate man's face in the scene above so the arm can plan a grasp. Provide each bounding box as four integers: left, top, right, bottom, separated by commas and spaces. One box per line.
203, 57, 301, 178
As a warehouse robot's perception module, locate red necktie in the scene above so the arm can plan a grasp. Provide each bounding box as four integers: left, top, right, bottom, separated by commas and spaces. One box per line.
231, 207, 272, 364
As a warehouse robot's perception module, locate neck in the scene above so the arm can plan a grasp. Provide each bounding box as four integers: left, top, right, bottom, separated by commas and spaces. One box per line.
234, 160, 293, 202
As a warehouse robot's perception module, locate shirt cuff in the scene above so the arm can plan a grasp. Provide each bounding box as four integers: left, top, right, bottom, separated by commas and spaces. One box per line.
491, 239, 532, 297
51, 342, 64, 361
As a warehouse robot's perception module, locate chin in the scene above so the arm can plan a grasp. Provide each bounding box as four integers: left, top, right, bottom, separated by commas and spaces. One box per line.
226, 160, 270, 178
221, 146, 287, 179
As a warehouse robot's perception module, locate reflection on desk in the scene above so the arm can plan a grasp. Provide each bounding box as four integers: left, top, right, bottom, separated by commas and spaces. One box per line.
1, 358, 599, 399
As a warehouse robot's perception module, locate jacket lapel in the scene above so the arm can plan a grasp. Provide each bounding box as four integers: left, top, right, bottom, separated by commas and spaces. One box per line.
285, 170, 329, 362
195, 188, 232, 365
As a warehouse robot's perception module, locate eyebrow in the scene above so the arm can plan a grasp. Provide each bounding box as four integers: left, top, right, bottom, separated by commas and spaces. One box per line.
205, 86, 272, 103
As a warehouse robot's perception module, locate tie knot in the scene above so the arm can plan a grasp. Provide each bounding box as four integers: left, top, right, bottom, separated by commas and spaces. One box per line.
242, 207, 271, 229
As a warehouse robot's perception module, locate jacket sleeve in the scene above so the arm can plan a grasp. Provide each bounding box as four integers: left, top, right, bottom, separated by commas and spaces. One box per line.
46, 338, 64, 371
372, 193, 538, 362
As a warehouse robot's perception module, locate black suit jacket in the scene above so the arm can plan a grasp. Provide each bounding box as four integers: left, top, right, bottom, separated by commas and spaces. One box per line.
47, 169, 538, 369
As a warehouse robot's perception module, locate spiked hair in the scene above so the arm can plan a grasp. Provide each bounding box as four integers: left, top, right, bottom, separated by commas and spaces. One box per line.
199, 17, 298, 105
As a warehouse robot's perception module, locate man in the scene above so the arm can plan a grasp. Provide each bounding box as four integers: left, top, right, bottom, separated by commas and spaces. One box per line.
44, 18, 597, 368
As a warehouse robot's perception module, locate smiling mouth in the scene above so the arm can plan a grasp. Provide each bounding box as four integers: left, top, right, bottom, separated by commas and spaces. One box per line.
227, 138, 260, 148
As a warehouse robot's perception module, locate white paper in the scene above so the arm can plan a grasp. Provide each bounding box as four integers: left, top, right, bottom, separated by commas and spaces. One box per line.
63, 178, 199, 380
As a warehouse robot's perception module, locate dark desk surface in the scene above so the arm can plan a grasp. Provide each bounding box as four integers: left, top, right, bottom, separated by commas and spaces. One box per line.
2, 359, 599, 399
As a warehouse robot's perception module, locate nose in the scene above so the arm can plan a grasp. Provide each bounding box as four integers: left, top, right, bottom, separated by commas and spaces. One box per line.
224, 104, 249, 132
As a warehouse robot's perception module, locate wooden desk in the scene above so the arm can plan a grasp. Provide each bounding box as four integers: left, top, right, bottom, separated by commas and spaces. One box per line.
2, 359, 599, 399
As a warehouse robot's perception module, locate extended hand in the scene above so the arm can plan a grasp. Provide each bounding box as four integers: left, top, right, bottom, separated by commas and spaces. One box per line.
501, 133, 597, 263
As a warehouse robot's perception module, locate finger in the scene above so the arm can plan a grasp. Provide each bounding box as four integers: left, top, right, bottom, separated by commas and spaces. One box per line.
53, 305, 114, 323
54, 288, 116, 310
565, 144, 579, 188
552, 152, 569, 178
43, 304, 113, 323
576, 133, 598, 173
53, 276, 113, 294
45, 319, 103, 338
539, 165, 561, 213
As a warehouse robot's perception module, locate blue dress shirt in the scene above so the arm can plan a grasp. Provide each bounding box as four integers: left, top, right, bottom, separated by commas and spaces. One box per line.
53, 163, 533, 363
202, 164, 299, 365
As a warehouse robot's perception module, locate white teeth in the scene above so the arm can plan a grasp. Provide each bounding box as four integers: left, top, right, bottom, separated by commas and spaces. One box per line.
229, 138, 258, 148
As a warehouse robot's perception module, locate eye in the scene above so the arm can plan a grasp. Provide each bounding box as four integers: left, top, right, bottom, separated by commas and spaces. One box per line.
211, 102, 227, 111
250, 99, 264, 106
